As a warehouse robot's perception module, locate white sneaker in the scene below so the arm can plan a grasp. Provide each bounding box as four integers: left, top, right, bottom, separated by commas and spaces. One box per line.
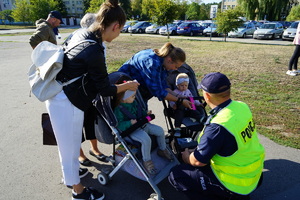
286, 70, 297, 76
293, 70, 300, 74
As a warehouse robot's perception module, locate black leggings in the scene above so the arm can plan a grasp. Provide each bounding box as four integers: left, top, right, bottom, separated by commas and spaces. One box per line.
288, 45, 300, 70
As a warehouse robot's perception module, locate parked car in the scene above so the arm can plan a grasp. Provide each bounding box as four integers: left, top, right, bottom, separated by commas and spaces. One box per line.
200, 22, 212, 28
278, 21, 292, 29
145, 24, 163, 34
203, 23, 219, 36
228, 22, 256, 38
121, 20, 138, 33
282, 21, 299, 41
159, 22, 181, 35
253, 22, 284, 39
176, 22, 204, 36
128, 21, 152, 33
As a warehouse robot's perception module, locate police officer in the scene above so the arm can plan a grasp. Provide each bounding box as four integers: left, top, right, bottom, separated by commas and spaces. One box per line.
168, 72, 265, 200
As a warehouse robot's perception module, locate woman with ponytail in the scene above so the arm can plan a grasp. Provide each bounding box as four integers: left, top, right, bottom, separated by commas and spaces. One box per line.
119, 42, 192, 109
46, 1, 139, 199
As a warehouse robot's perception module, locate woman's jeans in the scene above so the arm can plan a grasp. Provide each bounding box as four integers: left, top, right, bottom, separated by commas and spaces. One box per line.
46, 90, 83, 186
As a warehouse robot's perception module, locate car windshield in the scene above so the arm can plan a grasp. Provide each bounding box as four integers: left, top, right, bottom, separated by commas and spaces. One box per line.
180, 23, 190, 27
210, 23, 217, 28
239, 23, 248, 28
291, 22, 299, 28
133, 22, 144, 27
125, 21, 136, 26
260, 24, 275, 29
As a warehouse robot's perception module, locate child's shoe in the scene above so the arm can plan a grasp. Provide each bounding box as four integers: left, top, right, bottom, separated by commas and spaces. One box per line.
286, 70, 297, 76
174, 128, 181, 137
157, 149, 173, 161
143, 160, 157, 175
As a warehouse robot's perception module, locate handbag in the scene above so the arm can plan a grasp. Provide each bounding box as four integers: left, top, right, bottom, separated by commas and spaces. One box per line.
41, 113, 57, 145
28, 40, 96, 102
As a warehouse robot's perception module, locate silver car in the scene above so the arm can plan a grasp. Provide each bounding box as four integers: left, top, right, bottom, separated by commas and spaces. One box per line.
282, 21, 299, 41
253, 22, 284, 39
145, 24, 163, 34
228, 22, 256, 38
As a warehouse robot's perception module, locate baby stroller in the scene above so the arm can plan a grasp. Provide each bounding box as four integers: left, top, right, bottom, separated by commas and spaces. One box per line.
93, 71, 179, 200
163, 63, 207, 159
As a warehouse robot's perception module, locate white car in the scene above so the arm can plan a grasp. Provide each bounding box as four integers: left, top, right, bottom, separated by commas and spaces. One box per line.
228, 22, 256, 38
203, 23, 219, 36
282, 21, 299, 41
145, 24, 163, 34
253, 22, 284, 39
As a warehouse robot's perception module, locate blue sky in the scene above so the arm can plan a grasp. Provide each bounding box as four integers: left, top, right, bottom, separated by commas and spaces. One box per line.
202, 0, 222, 4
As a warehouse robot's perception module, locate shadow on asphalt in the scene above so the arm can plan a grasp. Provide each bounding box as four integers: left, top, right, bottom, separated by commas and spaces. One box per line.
252, 159, 300, 199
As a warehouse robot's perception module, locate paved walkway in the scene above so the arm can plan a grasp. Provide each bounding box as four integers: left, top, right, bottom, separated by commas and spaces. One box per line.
0, 33, 299, 200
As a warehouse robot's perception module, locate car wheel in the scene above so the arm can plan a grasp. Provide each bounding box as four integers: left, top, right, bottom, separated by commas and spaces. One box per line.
190, 31, 194, 36
271, 34, 275, 39
171, 30, 176, 35
138, 29, 142, 33
243, 33, 246, 38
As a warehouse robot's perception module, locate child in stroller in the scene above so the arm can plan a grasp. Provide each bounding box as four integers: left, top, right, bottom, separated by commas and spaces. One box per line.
113, 89, 173, 175
169, 73, 205, 137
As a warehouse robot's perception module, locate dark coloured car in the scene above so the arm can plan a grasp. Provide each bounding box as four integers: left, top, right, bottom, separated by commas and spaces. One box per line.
121, 20, 138, 33
128, 21, 152, 33
177, 22, 205, 36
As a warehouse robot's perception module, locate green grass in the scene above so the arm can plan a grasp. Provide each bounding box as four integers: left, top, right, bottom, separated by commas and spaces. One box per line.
106, 34, 300, 149
3, 28, 298, 148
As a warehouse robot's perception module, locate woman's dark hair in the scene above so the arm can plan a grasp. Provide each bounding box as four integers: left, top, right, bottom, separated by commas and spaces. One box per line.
153, 42, 186, 63
89, 0, 126, 36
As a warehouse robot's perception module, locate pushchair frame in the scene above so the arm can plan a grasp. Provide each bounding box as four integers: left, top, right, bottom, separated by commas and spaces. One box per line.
93, 72, 179, 200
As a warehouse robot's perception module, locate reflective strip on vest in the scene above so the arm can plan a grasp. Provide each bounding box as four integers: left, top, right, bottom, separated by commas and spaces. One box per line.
198, 101, 265, 195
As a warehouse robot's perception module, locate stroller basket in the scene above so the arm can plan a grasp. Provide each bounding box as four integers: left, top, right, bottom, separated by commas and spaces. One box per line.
93, 71, 179, 200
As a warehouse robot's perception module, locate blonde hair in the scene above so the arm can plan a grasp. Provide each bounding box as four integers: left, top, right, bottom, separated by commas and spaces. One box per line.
89, 0, 126, 37
153, 42, 186, 63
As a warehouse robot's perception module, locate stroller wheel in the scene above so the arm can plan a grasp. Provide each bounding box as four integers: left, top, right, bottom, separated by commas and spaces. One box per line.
97, 171, 109, 185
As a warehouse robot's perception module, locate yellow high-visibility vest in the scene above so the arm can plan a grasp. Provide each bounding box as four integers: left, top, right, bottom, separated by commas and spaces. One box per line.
198, 101, 265, 195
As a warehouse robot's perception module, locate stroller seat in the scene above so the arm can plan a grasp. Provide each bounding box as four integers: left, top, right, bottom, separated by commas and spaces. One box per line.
163, 63, 208, 158
93, 71, 179, 200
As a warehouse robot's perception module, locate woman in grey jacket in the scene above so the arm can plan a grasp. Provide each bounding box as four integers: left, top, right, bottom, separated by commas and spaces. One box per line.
46, 1, 139, 199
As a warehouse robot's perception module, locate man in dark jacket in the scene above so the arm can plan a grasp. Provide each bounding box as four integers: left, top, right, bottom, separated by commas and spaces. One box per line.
29, 10, 63, 49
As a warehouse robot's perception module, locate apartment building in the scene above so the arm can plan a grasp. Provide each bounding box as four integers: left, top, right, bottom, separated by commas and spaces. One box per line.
0, 0, 84, 17
221, 0, 238, 11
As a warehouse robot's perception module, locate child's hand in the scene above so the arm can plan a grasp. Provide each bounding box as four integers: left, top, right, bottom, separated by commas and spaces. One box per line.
147, 110, 152, 115
131, 119, 137, 125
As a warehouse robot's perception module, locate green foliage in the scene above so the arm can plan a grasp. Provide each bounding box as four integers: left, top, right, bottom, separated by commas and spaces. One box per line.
186, 2, 200, 20
287, 5, 300, 21
120, 0, 131, 18
11, 0, 31, 23
0, 10, 14, 24
215, 8, 244, 41
86, 0, 105, 13
143, 0, 180, 26
199, 4, 209, 20
28, 0, 59, 22
131, 0, 143, 19
238, 0, 289, 21
54, 0, 68, 17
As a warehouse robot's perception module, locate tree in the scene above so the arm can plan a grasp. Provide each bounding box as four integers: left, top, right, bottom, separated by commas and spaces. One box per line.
186, 2, 200, 20
287, 5, 300, 21
120, 0, 131, 19
86, 0, 105, 13
238, 0, 258, 20
131, 0, 143, 19
11, 0, 31, 23
28, 0, 59, 23
83, 0, 92, 13
142, 0, 181, 39
0, 10, 14, 25
215, 7, 244, 42
199, 4, 209, 20
54, 0, 68, 17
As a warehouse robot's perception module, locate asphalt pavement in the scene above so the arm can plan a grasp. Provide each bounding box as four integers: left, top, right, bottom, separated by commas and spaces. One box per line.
0, 30, 299, 200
